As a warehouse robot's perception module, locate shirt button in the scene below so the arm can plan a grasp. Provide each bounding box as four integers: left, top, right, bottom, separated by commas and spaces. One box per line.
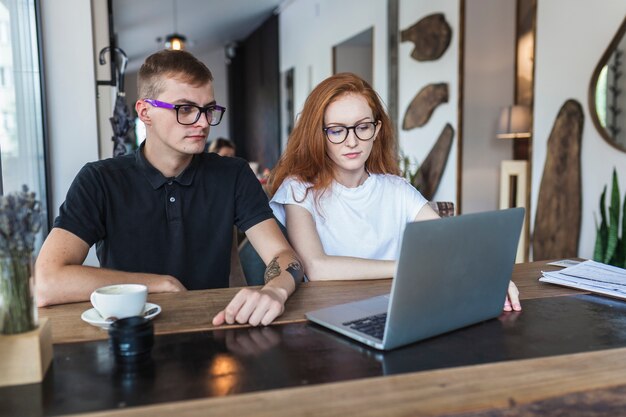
167, 181, 173, 185
169, 197, 176, 203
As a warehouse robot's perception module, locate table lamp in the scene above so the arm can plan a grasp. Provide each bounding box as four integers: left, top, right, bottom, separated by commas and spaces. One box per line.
497, 105, 531, 139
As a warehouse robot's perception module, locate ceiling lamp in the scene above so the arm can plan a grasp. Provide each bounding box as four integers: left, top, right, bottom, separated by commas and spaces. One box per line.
165, 33, 186, 51
164, 0, 186, 50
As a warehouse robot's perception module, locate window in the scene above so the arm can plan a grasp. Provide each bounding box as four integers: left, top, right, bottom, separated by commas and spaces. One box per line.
0, 21, 8, 44
0, 1, 49, 247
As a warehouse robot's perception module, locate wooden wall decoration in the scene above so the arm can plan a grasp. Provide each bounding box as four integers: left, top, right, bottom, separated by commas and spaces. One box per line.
402, 83, 448, 130
533, 100, 584, 260
400, 13, 452, 61
413, 123, 454, 200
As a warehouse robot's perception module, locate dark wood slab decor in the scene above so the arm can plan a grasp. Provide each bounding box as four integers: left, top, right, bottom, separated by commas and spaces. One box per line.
533, 100, 583, 260
400, 13, 452, 61
402, 83, 448, 130
413, 123, 454, 200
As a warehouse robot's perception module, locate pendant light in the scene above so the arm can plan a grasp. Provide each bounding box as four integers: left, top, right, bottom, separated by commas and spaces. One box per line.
164, 0, 186, 50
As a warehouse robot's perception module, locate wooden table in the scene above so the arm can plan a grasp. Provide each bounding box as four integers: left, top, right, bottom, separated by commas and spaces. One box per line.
16, 260, 626, 416
39, 260, 583, 344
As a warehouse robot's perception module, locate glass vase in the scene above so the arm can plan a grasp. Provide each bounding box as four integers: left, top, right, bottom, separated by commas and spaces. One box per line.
0, 252, 37, 334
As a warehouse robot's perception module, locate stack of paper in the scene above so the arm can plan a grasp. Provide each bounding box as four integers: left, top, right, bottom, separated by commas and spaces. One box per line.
540, 260, 626, 299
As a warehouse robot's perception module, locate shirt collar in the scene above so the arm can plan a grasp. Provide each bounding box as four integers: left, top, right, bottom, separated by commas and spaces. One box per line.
135, 142, 199, 189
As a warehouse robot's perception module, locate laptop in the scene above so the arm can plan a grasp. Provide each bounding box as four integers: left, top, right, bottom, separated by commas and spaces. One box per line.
305, 207, 525, 350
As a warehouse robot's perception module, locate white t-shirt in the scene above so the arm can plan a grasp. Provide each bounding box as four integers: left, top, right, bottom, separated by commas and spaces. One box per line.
270, 174, 428, 260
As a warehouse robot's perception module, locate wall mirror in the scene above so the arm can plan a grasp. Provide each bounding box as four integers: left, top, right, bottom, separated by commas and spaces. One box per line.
589, 16, 626, 152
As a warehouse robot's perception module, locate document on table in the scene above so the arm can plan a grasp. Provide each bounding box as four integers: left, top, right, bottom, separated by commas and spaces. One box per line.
540, 260, 626, 298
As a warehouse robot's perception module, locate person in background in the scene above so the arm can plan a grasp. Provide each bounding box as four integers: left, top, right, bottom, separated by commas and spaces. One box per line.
36, 49, 303, 326
269, 72, 521, 312
208, 137, 236, 157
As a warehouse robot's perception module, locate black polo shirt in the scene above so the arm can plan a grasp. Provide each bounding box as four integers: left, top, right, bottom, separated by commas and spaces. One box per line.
54, 144, 273, 290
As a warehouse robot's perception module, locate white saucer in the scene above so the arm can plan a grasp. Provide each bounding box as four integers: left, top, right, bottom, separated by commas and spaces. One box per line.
81, 302, 161, 330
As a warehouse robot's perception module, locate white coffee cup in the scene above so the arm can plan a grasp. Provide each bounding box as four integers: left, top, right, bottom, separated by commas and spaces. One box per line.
90, 284, 148, 320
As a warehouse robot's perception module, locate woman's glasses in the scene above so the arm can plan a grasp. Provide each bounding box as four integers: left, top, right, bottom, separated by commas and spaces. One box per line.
323, 121, 378, 144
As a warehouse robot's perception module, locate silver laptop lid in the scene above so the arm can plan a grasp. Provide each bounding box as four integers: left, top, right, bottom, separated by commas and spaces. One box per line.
382, 207, 524, 349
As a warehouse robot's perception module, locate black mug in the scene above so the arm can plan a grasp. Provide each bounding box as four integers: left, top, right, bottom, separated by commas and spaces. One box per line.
108, 316, 154, 363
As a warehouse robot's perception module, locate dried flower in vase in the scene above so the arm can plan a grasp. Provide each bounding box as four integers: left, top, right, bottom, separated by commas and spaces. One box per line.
0, 185, 42, 334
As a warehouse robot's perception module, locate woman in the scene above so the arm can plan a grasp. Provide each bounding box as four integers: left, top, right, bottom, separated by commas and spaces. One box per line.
269, 73, 520, 311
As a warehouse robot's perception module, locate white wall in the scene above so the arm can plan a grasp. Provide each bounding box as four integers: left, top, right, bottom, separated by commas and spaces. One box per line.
40, 0, 100, 217
533, 1, 626, 259
40, 0, 101, 265
279, 0, 460, 204
462, 0, 516, 213
279, 0, 388, 150
398, 0, 459, 204
41, 1, 626, 263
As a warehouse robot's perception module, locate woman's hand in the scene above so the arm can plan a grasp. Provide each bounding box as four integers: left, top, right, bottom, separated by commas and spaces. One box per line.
503, 281, 522, 311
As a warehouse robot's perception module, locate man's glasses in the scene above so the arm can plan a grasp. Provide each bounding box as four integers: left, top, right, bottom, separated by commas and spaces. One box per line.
144, 99, 226, 126
323, 121, 379, 144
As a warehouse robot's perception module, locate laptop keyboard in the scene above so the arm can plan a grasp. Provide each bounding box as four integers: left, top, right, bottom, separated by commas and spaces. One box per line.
342, 313, 387, 340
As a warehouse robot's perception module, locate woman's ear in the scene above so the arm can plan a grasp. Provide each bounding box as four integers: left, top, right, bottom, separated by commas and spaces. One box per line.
136, 100, 152, 125
373, 120, 382, 140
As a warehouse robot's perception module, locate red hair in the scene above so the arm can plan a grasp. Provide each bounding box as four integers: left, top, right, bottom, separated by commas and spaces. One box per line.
269, 73, 399, 199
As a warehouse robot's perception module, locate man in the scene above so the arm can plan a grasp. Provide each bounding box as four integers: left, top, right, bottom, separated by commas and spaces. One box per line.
207, 137, 236, 157
36, 50, 303, 326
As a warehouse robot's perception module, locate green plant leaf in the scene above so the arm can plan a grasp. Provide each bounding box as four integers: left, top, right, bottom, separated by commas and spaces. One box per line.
614, 239, 625, 268
397, 149, 420, 190
605, 169, 620, 264
594, 186, 608, 262
622, 192, 626, 268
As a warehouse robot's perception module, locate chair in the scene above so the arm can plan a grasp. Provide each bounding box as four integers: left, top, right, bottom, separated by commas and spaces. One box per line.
238, 237, 267, 286
229, 228, 247, 287
427, 201, 455, 217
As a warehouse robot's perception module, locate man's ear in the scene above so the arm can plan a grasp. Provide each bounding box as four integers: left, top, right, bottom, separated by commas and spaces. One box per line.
136, 100, 152, 125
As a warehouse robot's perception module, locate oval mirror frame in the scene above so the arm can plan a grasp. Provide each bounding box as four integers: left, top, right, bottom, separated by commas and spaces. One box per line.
589, 16, 626, 153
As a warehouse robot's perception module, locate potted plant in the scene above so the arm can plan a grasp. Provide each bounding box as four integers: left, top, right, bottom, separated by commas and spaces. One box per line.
594, 168, 626, 268
0, 186, 42, 334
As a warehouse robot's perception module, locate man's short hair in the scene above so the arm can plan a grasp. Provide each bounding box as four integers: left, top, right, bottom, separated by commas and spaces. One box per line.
138, 50, 213, 99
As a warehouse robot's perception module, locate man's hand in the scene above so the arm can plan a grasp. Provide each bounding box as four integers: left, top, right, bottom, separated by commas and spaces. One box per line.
503, 280, 521, 312
212, 286, 288, 327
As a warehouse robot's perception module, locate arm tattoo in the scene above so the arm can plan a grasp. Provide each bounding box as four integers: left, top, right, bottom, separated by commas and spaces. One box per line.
263, 256, 304, 287
286, 257, 303, 288
264, 257, 281, 283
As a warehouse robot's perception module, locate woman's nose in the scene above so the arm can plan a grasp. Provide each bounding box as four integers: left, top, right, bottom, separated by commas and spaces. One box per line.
345, 130, 359, 146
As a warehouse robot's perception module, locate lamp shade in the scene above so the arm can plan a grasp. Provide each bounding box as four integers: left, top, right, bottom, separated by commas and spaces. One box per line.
165, 33, 186, 50
497, 105, 531, 139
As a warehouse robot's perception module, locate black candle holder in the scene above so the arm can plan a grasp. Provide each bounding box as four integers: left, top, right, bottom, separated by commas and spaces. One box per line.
108, 316, 154, 363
